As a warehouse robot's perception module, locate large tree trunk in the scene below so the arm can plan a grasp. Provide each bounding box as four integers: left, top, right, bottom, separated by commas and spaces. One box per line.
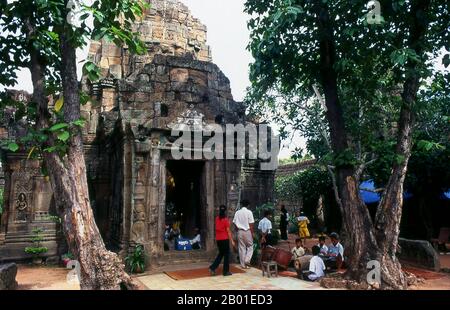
313, 0, 431, 288
314, 0, 380, 285
373, 0, 431, 289
27, 16, 137, 290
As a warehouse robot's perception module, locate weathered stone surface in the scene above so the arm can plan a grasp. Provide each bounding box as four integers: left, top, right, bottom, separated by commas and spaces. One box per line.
0, 263, 18, 290
398, 238, 440, 271
0, 0, 275, 269
170, 68, 189, 82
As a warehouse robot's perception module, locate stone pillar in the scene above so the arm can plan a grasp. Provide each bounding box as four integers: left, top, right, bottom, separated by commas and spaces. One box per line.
204, 161, 215, 251
147, 136, 164, 259
0, 159, 6, 244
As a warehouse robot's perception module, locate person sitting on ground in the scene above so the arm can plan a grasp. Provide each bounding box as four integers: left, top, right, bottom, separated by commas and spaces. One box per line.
302, 245, 325, 281
190, 228, 201, 250
258, 210, 273, 248
291, 238, 306, 260
326, 232, 344, 270
297, 212, 310, 244
318, 235, 328, 256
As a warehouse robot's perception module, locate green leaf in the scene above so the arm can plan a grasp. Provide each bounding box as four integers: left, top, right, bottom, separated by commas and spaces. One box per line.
43, 146, 57, 153
49, 123, 69, 132
83, 61, 101, 82
8, 142, 19, 152
57, 131, 70, 142
72, 119, 86, 127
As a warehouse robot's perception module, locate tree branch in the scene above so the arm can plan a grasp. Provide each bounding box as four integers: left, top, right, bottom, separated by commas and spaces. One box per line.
356, 156, 377, 180
327, 164, 343, 213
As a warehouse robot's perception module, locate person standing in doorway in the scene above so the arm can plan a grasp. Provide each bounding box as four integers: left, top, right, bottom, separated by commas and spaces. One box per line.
233, 199, 255, 269
279, 205, 289, 240
210, 205, 235, 276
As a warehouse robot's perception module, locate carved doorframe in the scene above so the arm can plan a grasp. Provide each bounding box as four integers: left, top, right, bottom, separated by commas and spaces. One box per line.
157, 152, 215, 254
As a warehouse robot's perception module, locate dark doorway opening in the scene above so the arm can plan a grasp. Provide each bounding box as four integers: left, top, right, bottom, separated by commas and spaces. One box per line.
165, 160, 205, 250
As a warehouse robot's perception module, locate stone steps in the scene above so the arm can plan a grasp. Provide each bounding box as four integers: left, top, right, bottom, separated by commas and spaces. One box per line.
155, 250, 215, 267
4, 231, 58, 243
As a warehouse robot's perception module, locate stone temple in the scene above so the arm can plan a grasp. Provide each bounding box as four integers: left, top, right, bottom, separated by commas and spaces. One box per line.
0, 0, 274, 267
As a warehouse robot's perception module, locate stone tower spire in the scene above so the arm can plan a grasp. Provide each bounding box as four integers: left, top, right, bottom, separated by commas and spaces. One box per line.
88, 0, 212, 81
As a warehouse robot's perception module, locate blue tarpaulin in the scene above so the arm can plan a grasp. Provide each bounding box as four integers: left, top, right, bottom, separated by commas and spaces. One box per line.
359, 180, 381, 204
443, 190, 450, 200
359, 180, 413, 204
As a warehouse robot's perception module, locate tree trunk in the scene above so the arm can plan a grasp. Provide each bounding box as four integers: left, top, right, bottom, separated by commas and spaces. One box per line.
314, 1, 380, 285
27, 17, 137, 289
373, 0, 431, 289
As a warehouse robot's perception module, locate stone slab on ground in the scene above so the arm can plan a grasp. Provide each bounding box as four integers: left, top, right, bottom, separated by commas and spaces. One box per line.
398, 238, 440, 271
0, 263, 18, 290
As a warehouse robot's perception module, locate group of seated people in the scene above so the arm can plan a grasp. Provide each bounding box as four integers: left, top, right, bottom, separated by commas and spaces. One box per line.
164, 223, 202, 251
291, 232, 345, 281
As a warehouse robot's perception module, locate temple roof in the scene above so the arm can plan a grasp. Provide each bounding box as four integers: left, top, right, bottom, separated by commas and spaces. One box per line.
88, 0, 212, 81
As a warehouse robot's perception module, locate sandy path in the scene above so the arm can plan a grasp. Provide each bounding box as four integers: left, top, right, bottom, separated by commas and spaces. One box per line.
16, 265, 80, 290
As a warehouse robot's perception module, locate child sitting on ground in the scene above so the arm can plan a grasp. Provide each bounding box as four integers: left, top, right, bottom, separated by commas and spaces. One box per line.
291, 238, 306, 260
325, 232, 344, 270
318, 235, 328, 256
302, 245, 326, 281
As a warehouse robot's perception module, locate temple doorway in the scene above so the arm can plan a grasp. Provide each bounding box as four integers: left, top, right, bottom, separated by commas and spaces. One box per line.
165, 160, 206, 250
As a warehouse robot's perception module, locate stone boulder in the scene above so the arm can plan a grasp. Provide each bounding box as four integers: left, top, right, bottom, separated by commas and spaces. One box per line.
398, 238, 440, 271
0, 263, 18, 290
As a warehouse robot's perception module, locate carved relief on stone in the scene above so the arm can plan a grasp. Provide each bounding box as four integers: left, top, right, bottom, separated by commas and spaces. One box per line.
15, 193, 28, 222
12, 167, 40, 222
131, 202, 146, 244
167, 104, 206, 131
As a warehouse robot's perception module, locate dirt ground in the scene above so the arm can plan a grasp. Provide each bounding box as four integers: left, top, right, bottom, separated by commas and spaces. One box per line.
439, 254, 450, 269
16, 265, 80, 290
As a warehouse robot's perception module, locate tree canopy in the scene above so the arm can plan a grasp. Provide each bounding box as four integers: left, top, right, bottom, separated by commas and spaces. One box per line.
245, 0, 449, 289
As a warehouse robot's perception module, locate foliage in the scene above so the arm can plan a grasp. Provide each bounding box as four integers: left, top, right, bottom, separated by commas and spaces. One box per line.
62, 252, 74, 260
24, 247, 48, 255
276, 165, 341, 232
125, 244, 145, 274
277, 166, 328, 210
366, 73, 450, 190
24, 228, 48, 257
0, 0, 148, 158
245, 0, 449, 168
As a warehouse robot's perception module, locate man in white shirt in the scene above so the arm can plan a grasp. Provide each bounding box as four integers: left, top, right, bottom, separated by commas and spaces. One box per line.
233, 200, 255, 269
257, 210, 272, 248
304, 245, 325, 281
